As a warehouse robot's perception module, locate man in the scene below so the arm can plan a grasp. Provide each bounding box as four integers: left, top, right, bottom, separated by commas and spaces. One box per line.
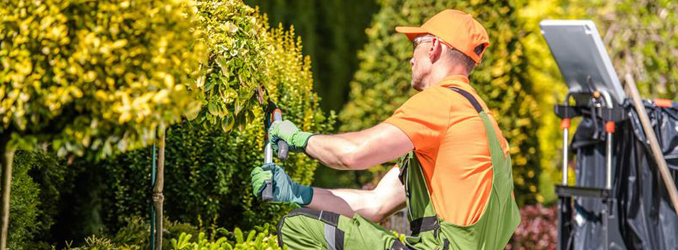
251, 9, 520, 250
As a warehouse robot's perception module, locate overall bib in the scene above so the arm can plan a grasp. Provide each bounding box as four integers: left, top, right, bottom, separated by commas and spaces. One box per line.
277, 87, 520, 250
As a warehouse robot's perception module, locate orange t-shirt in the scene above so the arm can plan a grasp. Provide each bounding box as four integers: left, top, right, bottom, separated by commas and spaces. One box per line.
384, 75, 510, 226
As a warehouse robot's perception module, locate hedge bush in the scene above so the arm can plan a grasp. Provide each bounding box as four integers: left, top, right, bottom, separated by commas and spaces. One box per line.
59, 221, 280, 250
7, 151, 41, 250
51, 0, 333, 242
339, 0, 543, 205
6, 0, 332, 246
190, 0, 267, 132
5, 150, 74, 249
169, 228, 281, 250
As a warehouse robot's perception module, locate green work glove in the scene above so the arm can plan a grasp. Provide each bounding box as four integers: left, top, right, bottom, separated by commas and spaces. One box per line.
250, 163, 314, 206
268, 120, 313, 152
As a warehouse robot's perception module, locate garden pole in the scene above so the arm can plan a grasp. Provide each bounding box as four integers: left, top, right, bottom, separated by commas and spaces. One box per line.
150, 142, 157, 250
0, 136, 16, 250
624, 74, 678, 217
152, 128, 166, 250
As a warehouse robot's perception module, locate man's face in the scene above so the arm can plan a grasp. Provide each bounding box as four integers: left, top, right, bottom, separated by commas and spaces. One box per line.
410, 35, 434, 91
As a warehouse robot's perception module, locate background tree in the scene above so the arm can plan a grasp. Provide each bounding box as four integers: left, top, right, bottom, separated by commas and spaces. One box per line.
0, 0, 206, 248
243, 0, 379, 113
590, 0, 678, 98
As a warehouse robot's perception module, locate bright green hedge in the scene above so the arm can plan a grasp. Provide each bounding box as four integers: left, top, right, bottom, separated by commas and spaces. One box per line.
339, 0, 543, 205
7, 151, 40, 250
59, 221, 280, 250
4, 150, 72, 250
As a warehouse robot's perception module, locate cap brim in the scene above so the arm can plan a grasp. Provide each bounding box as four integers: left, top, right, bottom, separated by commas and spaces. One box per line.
395, 26, 428, 41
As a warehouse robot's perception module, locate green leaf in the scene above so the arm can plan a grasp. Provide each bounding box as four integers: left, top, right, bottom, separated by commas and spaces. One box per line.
234, 228, 244, 243
208, 100, 219, 116
216, 56, 230, 77
246, 230, 256, 242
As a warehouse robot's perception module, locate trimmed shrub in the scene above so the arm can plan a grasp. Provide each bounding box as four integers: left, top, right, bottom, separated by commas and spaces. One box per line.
169, 227, 281, 250
59, 223, 280, 250
54, 0, 333, 241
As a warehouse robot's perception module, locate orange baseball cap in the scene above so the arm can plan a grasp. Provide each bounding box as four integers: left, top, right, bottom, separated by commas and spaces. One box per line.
396, 9, 490, 64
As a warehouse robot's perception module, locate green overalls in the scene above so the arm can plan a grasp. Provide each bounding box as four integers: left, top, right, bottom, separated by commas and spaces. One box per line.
277, 87, 520, 250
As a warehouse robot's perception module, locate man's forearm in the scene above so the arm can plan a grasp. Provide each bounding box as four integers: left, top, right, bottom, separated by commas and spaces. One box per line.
307, 188, 385, 222
304, 123, 414, 170
305, 167, 406, 223
305, 134, 362, 170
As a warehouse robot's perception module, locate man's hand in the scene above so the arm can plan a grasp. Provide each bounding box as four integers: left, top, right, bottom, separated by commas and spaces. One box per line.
250, 163, 314, 206
269, 120, 313, 152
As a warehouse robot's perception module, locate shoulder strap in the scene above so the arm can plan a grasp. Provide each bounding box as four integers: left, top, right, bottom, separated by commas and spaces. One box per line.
448, 87, 483, 113
447, 86, 506, 165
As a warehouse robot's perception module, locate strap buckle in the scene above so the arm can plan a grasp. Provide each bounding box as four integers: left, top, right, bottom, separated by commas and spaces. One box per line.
409, 216, 439, 236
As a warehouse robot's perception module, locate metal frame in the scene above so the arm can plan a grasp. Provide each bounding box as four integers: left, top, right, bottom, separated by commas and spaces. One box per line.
554, 90, 626, 250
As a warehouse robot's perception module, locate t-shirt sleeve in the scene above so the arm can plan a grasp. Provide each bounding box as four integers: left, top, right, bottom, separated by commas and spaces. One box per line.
384, 88, 450, 153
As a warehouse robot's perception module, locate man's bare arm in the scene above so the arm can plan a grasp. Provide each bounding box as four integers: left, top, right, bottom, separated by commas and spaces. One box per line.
306, 166, 406, 222
305, 123, 413, 170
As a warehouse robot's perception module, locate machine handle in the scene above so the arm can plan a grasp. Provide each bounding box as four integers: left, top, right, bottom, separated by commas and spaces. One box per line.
262, 179, 273, 201
272, 109, 289, 161
277, 141, 289, 161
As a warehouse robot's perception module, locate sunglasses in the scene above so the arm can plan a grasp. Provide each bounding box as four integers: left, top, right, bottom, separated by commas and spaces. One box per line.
412, 36, 434, 51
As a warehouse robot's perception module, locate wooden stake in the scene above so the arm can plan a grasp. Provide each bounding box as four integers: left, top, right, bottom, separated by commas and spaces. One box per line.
153, 128, 166, 250
0, 137, 15, 250
624, 74, 678, 217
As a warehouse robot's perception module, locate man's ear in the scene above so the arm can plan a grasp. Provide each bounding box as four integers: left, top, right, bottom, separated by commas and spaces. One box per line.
428, 37, 442, 63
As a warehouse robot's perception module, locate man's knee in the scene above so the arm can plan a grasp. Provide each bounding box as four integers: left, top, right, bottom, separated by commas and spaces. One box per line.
276, 208, 306, 247
277, 208, 344, 249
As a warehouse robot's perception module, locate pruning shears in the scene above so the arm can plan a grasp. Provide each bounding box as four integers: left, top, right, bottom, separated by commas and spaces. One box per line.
256, 87, 289, 201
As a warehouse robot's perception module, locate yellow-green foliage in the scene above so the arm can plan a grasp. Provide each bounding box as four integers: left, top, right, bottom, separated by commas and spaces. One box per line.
589, 0, 678, 98
191, 0, 330, 135
340, 0, 543, 205
519, 0, 576, 204
72, 0, 333, 233
0, 0, 206, 157
170, 228, 282, 250
191, 0, 267, 131
59, 225, 282, 250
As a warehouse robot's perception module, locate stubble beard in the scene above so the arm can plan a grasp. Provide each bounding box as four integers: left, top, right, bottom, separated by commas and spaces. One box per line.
411, 70, 426, 91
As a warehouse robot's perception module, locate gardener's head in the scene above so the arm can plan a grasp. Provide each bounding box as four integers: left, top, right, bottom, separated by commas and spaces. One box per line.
396, 9, 489, 91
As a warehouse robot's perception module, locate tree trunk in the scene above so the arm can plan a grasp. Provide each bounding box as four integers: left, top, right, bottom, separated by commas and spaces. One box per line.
153, 129, 166, 250
0, 136, 16, 250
